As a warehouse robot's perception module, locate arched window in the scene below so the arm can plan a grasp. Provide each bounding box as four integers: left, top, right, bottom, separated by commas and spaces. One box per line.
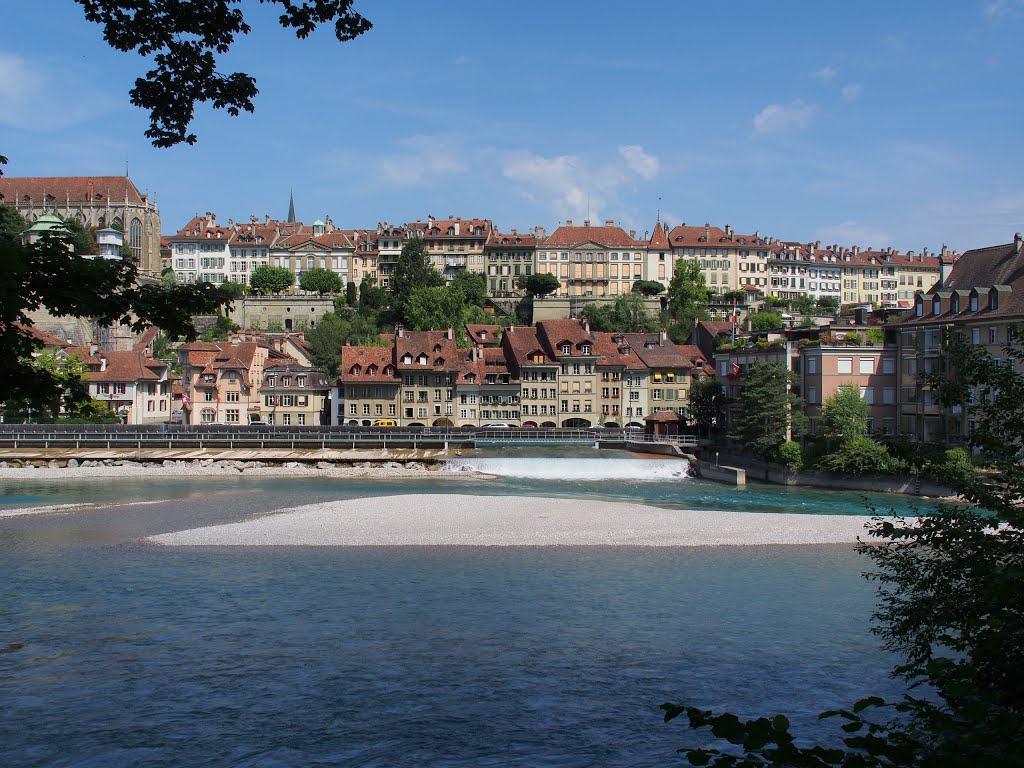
129, 218, 142, 265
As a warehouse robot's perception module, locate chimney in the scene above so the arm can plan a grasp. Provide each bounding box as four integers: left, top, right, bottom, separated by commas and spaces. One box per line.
583, 219, 590, 227
565, 219, 573, 226
230, 334, 240, 346
446, 327, 454, 340
265, 214, 270, 224
660, 328, 668, 344
725, 224, 732, 236
582, 319, 590, 334
99, 355, 107, 372
630, 229, 636, 239
605, 218, 614, 226
1015, 232, 1022, 255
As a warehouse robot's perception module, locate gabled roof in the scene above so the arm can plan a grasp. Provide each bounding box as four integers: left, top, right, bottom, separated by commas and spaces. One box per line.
420, 217, 493, 239
620, 333, 705, 369
485, 228, 539, 248
171, 215, 234, 242
395, 330, 459, 370
668, 224, 766, 248
81, 350, 167, 383
0, 175, 148, 206
501, 326, 557, 368
465, 324, 501, 346
543, 225, 641, 249
648, 222, 670, 250
338, 345, 397, 383
537, 319, 593, 351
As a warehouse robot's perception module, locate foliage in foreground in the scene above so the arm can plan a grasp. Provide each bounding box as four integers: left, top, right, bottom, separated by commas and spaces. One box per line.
732, 360, 806, 459
663, 336, 1024, 767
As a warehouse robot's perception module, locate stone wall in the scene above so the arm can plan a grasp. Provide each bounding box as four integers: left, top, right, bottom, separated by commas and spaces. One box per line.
232, 296, 336, 331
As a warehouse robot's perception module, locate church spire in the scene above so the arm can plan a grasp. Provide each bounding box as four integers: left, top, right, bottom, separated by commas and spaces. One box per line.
287, 189, 296, 223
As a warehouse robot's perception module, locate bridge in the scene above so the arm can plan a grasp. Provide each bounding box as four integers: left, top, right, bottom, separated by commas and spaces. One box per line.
0, 424, 697, 452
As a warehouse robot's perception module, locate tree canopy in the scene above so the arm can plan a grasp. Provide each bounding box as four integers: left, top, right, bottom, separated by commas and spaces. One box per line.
299, 267, 343, 295
631, 279, 666, 296
305, 310, 383, 378
665, 259, 709, 343
580, 294, 658, 333
249, 265, 295, 295
732, 360, 805, 458
687, 376, 723, 437
664, 335, 1024, 766
389, 237, 444, 323
749, 309, 784, 331
818, 385, 869, 446
517, 272, 560, 298
74, 0, 372, 147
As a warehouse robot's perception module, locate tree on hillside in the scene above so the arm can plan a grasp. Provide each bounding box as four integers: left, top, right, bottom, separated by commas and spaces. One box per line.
749, 309, 784, 331
632, 279, 666, 296
665, 259, 709, 343
405, 285, 467, 332
0, 205, 28, 244
818, 385, 869, 446
306, 311, 384, 378
358, 277, 388, 317
517, 272, 560, 298
449, 269, 487, 307
816, 295, 840, 311
663, 339, 1024, 766
732, 360, 805, 458
580, 294, 658, 333
74, 0, 372, 147
389, 237, 443, 323
249, 265, 295, 295
219, 280, 247, 299
345, 281, 357, 307
299, 267, 342, 295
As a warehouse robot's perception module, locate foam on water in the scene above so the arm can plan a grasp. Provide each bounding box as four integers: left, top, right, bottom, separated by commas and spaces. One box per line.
443, 456, 689, 481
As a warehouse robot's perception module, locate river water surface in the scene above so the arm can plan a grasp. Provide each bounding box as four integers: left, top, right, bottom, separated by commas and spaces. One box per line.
0, 453, 915, 767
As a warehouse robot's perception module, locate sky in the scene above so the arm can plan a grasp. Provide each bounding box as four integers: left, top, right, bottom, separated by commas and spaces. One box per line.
2, 0, 1023, 251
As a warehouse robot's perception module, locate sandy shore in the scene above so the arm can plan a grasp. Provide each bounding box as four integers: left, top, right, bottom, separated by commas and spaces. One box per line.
0, 463, 450, 481
149, 493, 878, 547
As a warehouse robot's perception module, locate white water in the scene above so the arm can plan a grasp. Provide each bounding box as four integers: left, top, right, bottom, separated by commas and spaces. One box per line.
443, 456, 689, 481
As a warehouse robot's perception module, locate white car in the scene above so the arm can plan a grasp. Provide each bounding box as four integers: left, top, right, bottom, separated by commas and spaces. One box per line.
480, 422, 513, 429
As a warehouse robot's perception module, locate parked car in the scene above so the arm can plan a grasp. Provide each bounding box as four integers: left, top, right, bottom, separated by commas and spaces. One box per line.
480, 422, 512, 429
372, 419, 398, 427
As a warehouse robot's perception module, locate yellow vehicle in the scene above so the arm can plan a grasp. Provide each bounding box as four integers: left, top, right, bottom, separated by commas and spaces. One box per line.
372, 419, 398, 427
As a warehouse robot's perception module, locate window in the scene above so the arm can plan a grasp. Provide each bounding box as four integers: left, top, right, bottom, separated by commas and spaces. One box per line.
837, 357, 853, 374
882, 357, 896, 375
807, 357, 817, 375
561, 343, 571, 355
225, 409, 240, 423
971, 327, 982, 345
860, 387, 874, 404
282, 413, 291, 425
859, 358, 874, 375
883, 387, 896, 405
989, 327, 998, 345
226, 391, 239, 402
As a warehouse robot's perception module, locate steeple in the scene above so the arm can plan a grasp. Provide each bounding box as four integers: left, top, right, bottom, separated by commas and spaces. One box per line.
286, 189, 296, 223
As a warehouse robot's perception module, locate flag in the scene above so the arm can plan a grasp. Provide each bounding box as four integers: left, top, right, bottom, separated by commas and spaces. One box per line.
181, 392, 190, 408
731, 363, 741, 378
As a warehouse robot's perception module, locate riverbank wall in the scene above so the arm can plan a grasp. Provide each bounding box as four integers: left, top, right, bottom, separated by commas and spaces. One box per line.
693, 448, 955, 498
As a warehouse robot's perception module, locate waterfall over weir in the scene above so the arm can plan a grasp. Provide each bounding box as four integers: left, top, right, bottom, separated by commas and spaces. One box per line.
442, 456, 690, 481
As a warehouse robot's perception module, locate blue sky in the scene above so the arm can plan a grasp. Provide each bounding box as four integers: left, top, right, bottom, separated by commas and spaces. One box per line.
2, 0, 1022, 251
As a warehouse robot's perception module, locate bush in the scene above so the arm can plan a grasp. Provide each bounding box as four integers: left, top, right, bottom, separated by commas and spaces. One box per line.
818, 435, 902, 475
774, 441, 804, 470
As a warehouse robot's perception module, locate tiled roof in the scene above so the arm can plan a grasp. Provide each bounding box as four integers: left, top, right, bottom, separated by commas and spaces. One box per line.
501, 326, 557, 368
0, 176, 148, 206
420, 218, 493, 239
486, 229, 539, 248
82, 350, 167, 383
465, 324, 501, 345
668, 224, 766, 248
537, 319, 593, 351
620, 333, 705, 369
648, 222, 670, 250
896, 236, 1024, 325
339, 345, 397, 383
395, 330, 459, 370
543, 225, 642, 249
275, 225, 354, 251
171, 215, 234, 242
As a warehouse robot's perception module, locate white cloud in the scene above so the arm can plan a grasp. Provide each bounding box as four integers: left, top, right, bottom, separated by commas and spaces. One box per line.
617, 145, 660, 180
376, 135, 469, 187
841, 83, 863, 101
812, 66, 838, 81
752, 100, 818, 134
983, 0, 1024, 16
501, 146, 660, 222
0, 50, 115, 131
816, 220, 893, 249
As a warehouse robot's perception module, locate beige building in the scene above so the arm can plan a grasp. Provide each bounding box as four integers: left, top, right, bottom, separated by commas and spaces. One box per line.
537, 220, 649, 298
419, 216, 492, 281
259, 362, 330, 426
76, 347, 172, 424
335, 345, 401, 426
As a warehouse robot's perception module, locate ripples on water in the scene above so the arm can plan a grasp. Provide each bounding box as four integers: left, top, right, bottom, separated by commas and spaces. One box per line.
0, 452, 911, 767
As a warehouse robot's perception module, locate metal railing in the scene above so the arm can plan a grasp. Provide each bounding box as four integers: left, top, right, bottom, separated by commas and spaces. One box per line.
0, 424, 697, 450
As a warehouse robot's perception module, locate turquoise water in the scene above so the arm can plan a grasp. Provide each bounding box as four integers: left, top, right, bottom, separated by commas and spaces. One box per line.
0, 453, 914, 766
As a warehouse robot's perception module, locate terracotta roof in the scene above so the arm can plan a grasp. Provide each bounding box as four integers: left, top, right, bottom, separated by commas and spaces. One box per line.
395, 330, 460, 370
668, 224, 766, 248
420, 218, 493, 239
648, 222, 670, 250
501, 326, 557, 368
645, 410, 686, 423
620, 333, 705, 369
896, 236, 1024, 325
338, 345, 397, 383
0, 176, 148, 206
543, 225, 642, 249
82, 350, 167, 383
133, 326, 160, 352
275, 224, 354, 251
537, 319, 594, 351
16, 323, 72, 348
465, 324, 501, 346
170, 215, 234, 242
486, 229, 539, 248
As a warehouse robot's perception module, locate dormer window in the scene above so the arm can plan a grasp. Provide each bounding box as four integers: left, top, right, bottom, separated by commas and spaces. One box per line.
581, 344, 592, 355
951, 295, 959, 313
402, 353, 413, 364
970, 294, 979, 312
417, 354, 428, 365
350, 365, 361, 376
561, 343, 571, 355
368, 365, 378, 376
990, 290, 999, 310
434, 357, 445, 366
915, 297, 924, 317
434, 344, 442, 353
267, 376, 276, 387
932, 297, 941, 316
384, 366, 394, 376
465, 374, 475, 383
297, 375, 306, 387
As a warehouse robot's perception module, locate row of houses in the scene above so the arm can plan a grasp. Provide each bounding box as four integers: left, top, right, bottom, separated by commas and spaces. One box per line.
710, 231, 1024, 446
165, 212, 948, 322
